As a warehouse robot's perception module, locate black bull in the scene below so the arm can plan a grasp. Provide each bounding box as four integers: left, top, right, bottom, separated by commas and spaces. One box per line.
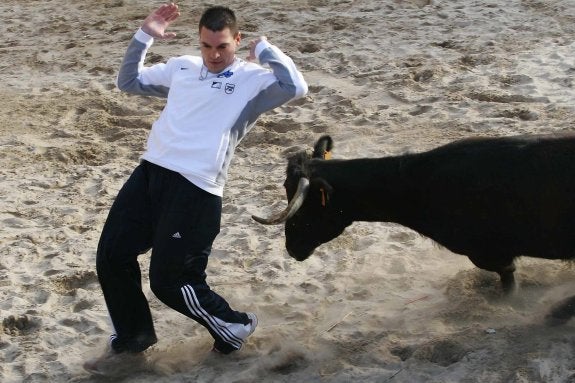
252, 134, 575, 323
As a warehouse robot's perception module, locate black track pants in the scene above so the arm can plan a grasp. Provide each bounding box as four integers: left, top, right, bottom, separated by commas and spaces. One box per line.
96, 161, 250, 354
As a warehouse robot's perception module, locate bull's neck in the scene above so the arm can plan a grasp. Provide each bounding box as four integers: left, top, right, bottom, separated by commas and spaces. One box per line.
310, 156, 411, 223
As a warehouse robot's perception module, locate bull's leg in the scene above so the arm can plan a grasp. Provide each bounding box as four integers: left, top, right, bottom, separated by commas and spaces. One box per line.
467, 255, 516, 294
497, 264, 516, 294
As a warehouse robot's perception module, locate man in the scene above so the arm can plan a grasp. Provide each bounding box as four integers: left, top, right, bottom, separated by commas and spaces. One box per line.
85, 2, 307, 373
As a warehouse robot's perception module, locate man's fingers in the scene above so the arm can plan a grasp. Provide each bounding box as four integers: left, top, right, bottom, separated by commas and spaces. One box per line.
155, 4, 172, 17
165, 12, 180, 22
143, 2, 180, 38
156, 3, 179, 19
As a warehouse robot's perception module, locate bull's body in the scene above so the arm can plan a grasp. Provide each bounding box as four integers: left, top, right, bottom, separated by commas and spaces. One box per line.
254, 133, 575, 295
311, 134, 575, 264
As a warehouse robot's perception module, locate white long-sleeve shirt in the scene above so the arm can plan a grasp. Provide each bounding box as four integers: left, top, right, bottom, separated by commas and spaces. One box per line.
117, 29, 308, 196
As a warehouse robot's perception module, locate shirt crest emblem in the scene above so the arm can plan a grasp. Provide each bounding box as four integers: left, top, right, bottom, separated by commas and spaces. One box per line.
225, 83, 236, 94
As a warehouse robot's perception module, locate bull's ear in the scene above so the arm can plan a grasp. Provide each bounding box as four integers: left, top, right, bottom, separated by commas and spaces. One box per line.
313, 136, 333, 159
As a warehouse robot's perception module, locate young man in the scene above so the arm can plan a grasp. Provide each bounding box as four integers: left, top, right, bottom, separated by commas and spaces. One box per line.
85, 2, 307, 372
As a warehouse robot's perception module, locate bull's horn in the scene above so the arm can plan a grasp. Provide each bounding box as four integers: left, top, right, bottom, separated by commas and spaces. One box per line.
252, 177, 310, 225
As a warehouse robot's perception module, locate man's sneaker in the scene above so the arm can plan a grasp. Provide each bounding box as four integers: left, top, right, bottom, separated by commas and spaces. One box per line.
246, 312, 258, 337
212, 312, 258, 354
83, 348, 146, 377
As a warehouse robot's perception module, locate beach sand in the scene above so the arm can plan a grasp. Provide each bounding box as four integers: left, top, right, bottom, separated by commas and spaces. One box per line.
1, 0, 575, 382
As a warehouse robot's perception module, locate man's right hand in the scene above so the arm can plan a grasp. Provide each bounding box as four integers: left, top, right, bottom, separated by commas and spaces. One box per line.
141, 2, 180, 39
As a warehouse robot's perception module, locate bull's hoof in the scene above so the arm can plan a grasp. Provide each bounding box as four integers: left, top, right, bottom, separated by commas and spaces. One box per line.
546, 296, 575, 326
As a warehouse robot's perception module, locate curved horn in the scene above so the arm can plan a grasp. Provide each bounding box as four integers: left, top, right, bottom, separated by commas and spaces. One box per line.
252, 177, 310, 225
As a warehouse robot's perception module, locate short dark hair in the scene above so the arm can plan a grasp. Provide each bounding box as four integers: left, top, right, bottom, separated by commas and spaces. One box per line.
199, 6, 238, 35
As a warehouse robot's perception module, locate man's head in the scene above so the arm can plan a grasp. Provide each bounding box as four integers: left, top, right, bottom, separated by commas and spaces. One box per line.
199, 6, 241, 74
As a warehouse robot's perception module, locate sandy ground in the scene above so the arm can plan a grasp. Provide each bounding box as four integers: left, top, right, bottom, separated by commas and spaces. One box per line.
1, 0, 575, 382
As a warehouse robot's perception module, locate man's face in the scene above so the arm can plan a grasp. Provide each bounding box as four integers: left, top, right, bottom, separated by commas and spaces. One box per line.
199, 26, 240, 74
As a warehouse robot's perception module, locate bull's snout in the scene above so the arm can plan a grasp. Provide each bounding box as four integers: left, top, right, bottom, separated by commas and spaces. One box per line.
285, 238, 318, 261
287, 248, 310, 262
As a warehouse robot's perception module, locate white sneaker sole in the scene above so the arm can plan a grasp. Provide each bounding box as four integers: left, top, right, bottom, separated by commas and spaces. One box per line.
246, 312, 258, 337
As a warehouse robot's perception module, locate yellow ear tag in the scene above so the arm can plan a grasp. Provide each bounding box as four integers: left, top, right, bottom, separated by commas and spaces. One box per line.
323, 150, 332, 160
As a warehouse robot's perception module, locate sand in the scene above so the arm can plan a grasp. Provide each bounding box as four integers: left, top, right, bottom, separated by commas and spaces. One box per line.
1, 0, 575, 382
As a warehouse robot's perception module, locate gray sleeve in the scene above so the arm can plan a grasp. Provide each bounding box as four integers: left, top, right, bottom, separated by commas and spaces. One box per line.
116, 37, 170, 98
250, 46, 308, 116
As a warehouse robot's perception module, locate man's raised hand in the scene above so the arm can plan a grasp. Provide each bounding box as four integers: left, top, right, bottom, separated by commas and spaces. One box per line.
247, 36, 267, 62
141, 3, 180, 39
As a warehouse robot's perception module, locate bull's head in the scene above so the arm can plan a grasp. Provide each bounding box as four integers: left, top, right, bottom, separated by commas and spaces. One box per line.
252, 136, 351, 261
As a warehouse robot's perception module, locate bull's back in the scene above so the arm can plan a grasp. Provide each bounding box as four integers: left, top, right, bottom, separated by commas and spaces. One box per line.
400, 133, 575, 259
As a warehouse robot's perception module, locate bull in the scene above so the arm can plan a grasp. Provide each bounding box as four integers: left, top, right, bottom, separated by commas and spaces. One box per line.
252, 134, 575, 321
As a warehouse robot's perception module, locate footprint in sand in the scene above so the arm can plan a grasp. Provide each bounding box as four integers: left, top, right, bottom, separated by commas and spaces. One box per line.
392, 338, 468, 367
2, 314, 40, 336
50, 270, 98, 295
